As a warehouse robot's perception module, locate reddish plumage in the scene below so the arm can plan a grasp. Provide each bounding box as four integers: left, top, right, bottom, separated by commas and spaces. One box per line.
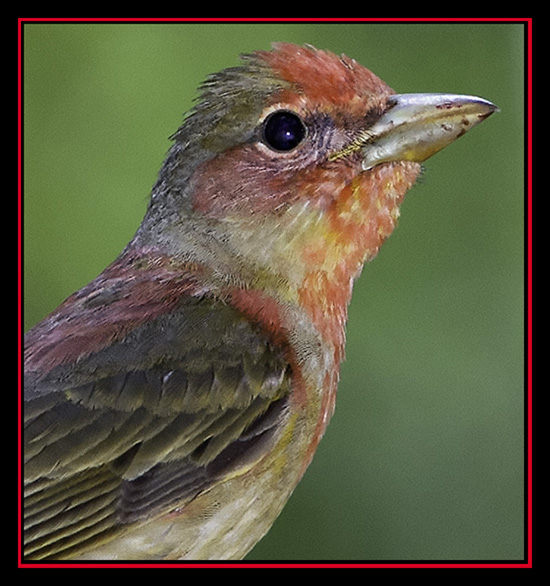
24, 249, 207, 376
23, 43, 496, 561
261, 43, 392, 116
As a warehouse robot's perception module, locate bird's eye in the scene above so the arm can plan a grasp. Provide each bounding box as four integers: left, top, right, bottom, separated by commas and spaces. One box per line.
262, 111, 307, 152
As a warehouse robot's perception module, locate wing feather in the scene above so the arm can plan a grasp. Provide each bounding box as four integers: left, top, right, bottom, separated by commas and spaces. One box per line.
23, 266, 292, 560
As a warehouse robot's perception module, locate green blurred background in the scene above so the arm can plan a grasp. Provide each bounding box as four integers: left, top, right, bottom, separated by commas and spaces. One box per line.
22, 21, 525, 562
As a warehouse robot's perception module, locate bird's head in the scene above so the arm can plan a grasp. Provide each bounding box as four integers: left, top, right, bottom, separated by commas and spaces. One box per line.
135, 43, 496, 344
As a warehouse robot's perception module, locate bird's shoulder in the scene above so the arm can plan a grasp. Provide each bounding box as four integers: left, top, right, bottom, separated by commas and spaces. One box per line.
23, 249, 293, 559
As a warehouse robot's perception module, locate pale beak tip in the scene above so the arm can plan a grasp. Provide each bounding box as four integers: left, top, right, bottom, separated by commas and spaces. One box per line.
360, 93, 499, 170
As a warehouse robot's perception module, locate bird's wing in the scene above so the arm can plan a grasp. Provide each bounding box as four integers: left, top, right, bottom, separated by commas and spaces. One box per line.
23, 257, 292, 560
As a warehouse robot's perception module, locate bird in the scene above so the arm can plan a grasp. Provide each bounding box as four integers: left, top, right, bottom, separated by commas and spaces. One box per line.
22, 42, 497, 561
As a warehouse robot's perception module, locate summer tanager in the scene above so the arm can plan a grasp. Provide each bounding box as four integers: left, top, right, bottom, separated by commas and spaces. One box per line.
23, 43, 497, 561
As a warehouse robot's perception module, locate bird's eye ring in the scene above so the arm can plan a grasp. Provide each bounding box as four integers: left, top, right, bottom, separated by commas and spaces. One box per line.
261, 110, 307, 152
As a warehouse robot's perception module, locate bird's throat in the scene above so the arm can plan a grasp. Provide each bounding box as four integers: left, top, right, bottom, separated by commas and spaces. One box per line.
226, 162, 420, 356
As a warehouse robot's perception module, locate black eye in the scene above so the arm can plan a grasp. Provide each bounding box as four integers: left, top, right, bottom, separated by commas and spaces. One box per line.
262, 111, 306, 151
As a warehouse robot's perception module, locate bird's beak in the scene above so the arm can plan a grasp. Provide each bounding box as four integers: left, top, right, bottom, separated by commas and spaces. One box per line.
360, 93, 499, 170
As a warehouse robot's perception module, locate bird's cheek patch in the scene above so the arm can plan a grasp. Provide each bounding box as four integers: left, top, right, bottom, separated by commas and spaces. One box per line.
190, 145, 300, 218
